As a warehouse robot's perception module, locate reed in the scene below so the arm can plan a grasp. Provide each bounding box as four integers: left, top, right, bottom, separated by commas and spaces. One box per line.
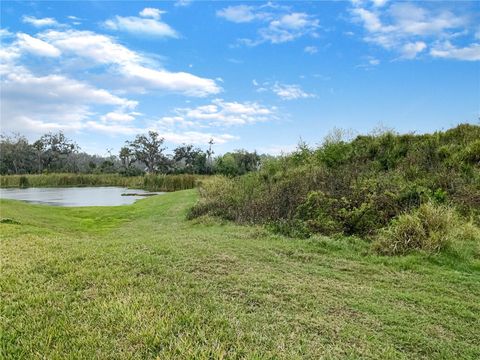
0, 173, 200, 192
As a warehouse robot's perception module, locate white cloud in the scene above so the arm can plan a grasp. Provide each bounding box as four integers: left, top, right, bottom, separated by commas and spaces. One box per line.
151, 100, 254, 145
350, 2, 476, 61
0, 23, 226, 141
351, 8, 384, 33
400, 41, 427, 59
1, 65, 137, 134
38, 29, 220, 96
22, 15, 58, 27
372, 0, 388, 7
84, 127, 234, 146
160, 131, 237, 145
4, 69, 132, 108
352, 3, 466, 38
67, 15, 82, 25
217, 5, 261, 23
139, 8, 165, 20
0, 47, 20, 70
104, 15, 178, 38
430, 41, 480, 61
16, 33, 61, 57
158, 99, 276, 128
258, 12, 319, 44
175, 0, 192, 7
40, 29, 140, 64
388, 3, 465, 36
100, 111, 139, 123
0, 28, 14, 37
272, 82, 315, 100
304, 45, 318, 54
356, 56, 380, 69
85, 121, 141, 135
218, 5, 319, 45
121, 63, 220, 97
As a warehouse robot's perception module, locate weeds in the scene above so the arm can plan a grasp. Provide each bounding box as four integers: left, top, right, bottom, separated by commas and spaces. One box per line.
373, 202, 479, 255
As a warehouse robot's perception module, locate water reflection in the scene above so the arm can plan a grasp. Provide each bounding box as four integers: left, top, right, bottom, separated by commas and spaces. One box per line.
0, 187, 162, 207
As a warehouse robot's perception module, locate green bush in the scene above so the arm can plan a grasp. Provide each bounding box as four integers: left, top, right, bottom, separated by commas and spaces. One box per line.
189, 124, 480, 243
373, 203, 477, 255
19, 176, 29, 188
266, 219, 311, 239
460, 139, 480, 165
187, 176, 239, 220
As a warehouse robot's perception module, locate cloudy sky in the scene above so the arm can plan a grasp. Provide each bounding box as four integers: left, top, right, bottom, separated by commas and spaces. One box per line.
1, 1, 479, 155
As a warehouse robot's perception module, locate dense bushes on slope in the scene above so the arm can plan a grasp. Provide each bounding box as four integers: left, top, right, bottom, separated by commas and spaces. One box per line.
189, 124, 480, 253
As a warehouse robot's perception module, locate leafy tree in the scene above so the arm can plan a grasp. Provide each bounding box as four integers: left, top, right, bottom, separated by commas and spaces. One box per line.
215, 153, 237, 176
192, 151, 207, 174
37, 132, 79, 172
119, 146, 135, 169
129, 131, 168, 173
99, 160, 116, 173
214, 150, 260, 176
173, 144, 207, 173
32, 139, 45, 173
0, 134, 35, 174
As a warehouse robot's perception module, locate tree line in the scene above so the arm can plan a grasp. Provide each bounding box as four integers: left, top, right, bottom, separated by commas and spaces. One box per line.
0, 131, 261, 176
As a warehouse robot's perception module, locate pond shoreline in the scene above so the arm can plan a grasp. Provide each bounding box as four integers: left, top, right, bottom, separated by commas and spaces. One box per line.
0, 186, 163, 207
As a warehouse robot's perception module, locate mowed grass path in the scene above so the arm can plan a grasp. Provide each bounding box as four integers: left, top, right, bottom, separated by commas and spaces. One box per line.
1, 190, 479, 359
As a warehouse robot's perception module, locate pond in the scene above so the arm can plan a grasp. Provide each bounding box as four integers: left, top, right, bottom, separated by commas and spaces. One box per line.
0, 187, 163, 207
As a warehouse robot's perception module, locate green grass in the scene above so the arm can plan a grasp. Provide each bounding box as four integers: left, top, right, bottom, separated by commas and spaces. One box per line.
1, 190, 479, 359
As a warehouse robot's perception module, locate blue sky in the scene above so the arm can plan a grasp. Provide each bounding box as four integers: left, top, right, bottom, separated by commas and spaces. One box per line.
1, 1, 479, 156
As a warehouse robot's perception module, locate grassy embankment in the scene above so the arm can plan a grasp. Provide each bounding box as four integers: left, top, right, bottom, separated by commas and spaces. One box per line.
0, 173, 198, 192
1, 190, 479, 359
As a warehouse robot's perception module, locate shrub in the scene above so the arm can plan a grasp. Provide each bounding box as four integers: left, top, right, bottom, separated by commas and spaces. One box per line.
187, 176, 239, 220
460, 139, 480, 165
266, 219, 311, 239
373, 202, 476, 255
19, 176, 29, 188
294, 191, 343, 235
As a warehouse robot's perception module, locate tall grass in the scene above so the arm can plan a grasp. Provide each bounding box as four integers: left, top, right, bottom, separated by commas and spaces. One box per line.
143, 174, 197, 192
0, 173, 200, 192
373, 202, 480, 255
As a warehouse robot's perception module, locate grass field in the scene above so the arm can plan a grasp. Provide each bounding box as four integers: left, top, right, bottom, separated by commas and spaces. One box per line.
1, 190, 479, 359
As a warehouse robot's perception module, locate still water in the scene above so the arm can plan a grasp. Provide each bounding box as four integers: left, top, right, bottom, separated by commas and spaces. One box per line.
0, 187, 162, 207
